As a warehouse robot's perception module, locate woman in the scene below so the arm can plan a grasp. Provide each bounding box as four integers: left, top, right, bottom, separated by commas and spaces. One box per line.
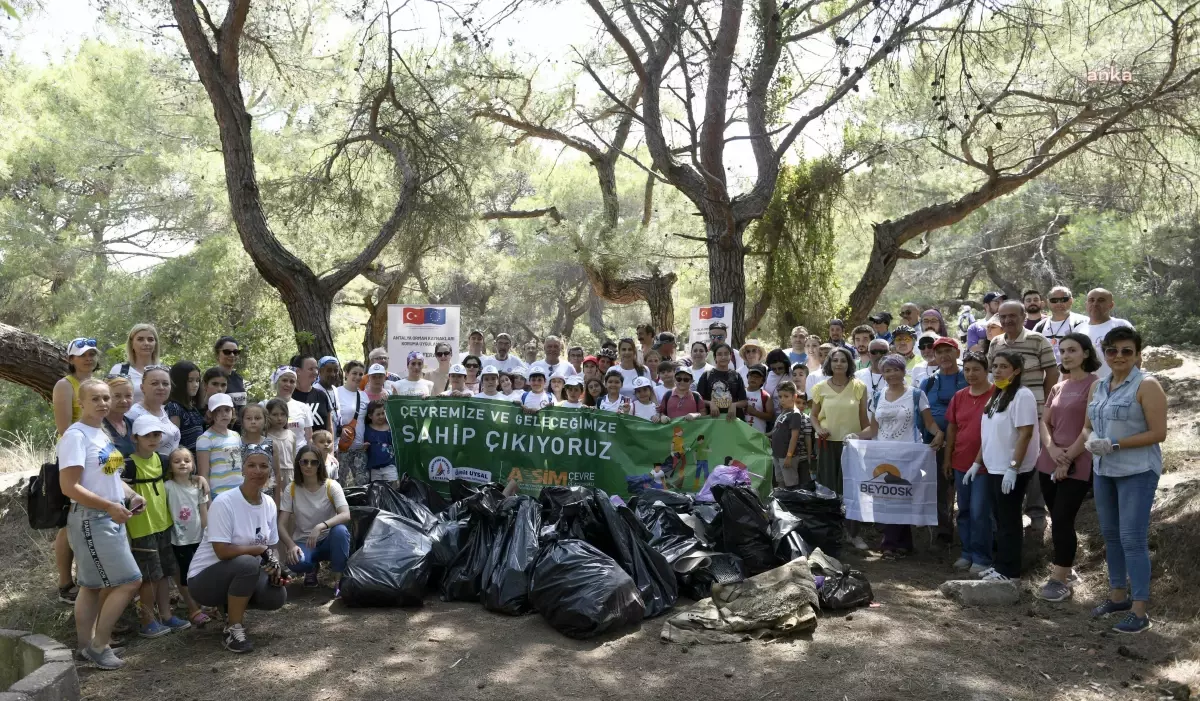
804, 335, 823, 375
213, 336, 248, 418
689, 342, 712, 380
53, 338, 101, 602
809, 347, 869, 549
944, 352, 995, 575
390, 352, 435, 397
335, 361, 370, 486
103, 375, 136, 460
425, 342, 454, 395
187, 444, 287, 653
58, 378, 144, 670
127, 365, 182, 462
738, 340, 766, 386
109, 324, 159, 404
260, 366, 314, 448
851, 354, 944, 557
461, 355, 483, 394
166, 361, 206, 455
1035, 333, 1100, 602
963, 351, 1040, 583
921, 309, 949, 337
279, 445, 351, 590
1082, 327, 1167, 634
765, 348, 791, 414
615, 338, 651, 398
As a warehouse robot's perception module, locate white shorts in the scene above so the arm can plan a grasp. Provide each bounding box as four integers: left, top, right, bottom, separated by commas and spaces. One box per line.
367, 465, 398, 482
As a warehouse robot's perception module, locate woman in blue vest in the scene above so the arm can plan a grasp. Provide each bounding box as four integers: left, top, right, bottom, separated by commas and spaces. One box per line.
1081, 327, 1167, 634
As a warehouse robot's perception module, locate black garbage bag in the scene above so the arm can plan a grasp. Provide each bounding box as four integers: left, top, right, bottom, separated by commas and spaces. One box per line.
481, 496, 543, 615
677, 552, 747, 601
449, 479, 506, 503
688, 502, 723, 547
631, 501, 701, 566
363, 482, 440, 533
713, 485, 782, 575
527, 539, 645, 639
631, 489, 695, 514
770, 485, 844, 558
817, 566, 873, 610
343, 485, 368, 507
396, 474, 450, 514
440, 490, 502, 601
340, 512, 434, 607
538, 486, 591, 526
347, 506, 380, 553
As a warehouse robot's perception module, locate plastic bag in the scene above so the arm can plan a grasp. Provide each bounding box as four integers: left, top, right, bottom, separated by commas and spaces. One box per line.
362, 482, 440, 533
817, 567, 873, 610
449, 479, 506, 503
440, 490, 501, 601
396, 473, 450, 514
677, 552, 746, 601
631, 500, 701, 566
347, 506, 380, 553
696, 462, 751, 502
632, 489, 694, 513
770, 485, 844, 558
481, 495, 542, 615
713, 485, 782, 575
527, 539, 645, 639
340, 512, 434, 607
538, 485, 591, 525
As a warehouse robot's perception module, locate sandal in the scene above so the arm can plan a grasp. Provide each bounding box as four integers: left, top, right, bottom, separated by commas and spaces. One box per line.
189, 611, 211, 628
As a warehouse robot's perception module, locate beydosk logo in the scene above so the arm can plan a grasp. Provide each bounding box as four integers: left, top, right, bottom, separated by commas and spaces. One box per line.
428, 456, 491, 484
859, 463, 913, 498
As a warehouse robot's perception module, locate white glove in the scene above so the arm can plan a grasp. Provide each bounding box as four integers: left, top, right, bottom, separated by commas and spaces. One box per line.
962, 463, 982, 484
1085, 437, 1114, 456
1001, 467, 1018, 494
845, 433, 859, 441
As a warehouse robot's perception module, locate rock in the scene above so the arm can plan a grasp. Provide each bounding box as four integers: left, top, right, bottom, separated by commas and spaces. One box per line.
477, 682, 487, 689
939, 579, 1020, 606
680, 646, 689, 654
1142, 346, 1183, 372
1159, 680, 1192, 700
724, 668, 735, 678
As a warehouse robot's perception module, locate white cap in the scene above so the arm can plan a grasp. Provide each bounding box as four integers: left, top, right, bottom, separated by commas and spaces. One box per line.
632, 376, 653, 389
207, 393, 234, 412
66, 338, 98, 357
132, 415, 165, 437
564, 376, 583, 387
480, 365, 499, 376
551, 369, 569, 380
510, 366, 528, 379
449, 363, 467, 376
527, 367, 546, 378
367, 363, 387, 376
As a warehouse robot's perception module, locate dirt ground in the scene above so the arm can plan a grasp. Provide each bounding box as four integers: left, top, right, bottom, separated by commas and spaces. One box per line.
4, 347, 1200, 701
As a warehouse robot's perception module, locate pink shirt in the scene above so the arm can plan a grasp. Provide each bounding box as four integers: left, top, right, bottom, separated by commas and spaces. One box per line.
1035, 374, 1099, 481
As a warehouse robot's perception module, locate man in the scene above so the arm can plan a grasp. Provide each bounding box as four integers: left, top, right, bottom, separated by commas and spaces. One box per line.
911, 331, 940, 388
851, 325, 875, 370
460, 329, 487, 362
290, 354, 334, 433
367, 347, 402, 383
566, 345, 585, 374
853, 338, 890, 396
636, 323, 656, 363
707, 321, 742, 368
892, 325, 921, 379
1033, 285, 1088, 363
531, 335, 577, 377
1081, 287, 1133, 377
522, 341, 539, 365
653, 331, 679, 362
1022, 289, 1045, 330
986, 300, 1059, 530
787, 325, 808, 365
827, 319, 858, 359
485, 332, 522, 373
922, 337, 968, 543
868, 312, 893, 345
899, 302, 922, 329
314, 356, 342, 434
967, 291, 1006, 351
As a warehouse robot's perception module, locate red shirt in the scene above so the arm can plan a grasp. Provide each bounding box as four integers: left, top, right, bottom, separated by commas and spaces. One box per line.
660, 390, 704, 418
945, 386, 993, 472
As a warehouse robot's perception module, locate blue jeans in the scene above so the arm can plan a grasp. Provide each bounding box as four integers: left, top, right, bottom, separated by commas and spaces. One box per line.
954, 470, 993, 567
289, 524, 351, 575
1094, 470, 1159, 602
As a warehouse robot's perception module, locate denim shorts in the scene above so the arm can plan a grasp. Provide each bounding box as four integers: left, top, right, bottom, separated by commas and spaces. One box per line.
67, 506, 142, 589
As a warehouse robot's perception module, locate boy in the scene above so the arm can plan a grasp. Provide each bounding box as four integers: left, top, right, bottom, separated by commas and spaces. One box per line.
657, 364, 704, 422
743, 364, 773, 433
521, 369, 554, 413
654, 360, 675, 402
771, 381, 814, 488
560, 376, 586, 408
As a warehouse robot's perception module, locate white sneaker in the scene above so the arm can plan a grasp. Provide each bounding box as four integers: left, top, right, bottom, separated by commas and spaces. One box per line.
849, 536, 869, 551
981, 569, 1013, 582
952, 557, 972, 570
968, 563, 990, 576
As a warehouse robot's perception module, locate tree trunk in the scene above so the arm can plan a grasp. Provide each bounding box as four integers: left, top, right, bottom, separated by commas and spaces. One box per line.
583, 264, 678, 334
704, 218, 748, 344
844, 222, 903, 325
0, 323, 68, 401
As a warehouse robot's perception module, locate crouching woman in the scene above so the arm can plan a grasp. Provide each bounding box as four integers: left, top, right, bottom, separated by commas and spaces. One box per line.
186, 443, 287, 653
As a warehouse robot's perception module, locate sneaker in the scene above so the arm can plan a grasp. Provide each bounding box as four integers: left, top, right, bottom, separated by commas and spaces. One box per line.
1037, 579, 1072, 602
163, 616, 192, 632
968, 563, 991, 576
849, 536, 870, 551
139, 620, 171, 639
1091, 598, 1133, 618
77, 646, 124, 661
223, 623, 254, 653
57, 584, 78, 605
303, 571, 320, 588
1112, 612, 1152, 635
80, 645, 125, 670
981, 569, 1013, 582
952, 557, 972, 570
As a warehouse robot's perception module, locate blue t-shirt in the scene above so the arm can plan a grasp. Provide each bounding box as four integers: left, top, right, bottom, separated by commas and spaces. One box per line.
363, 425, 395, 470
922, 370, 968, 432
787, 351, 807, 366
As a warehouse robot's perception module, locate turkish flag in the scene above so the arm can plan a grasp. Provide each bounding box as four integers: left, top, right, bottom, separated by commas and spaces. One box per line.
699, 307, 713, 320
403, 307, 423, 324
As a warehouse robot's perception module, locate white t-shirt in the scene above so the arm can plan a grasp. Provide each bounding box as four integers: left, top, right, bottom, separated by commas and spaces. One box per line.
805, 372, 825, 398
1083, 318, 1134, 377
484, 354, 523, 373
910, 362, 931, 389
502, 390, 526, 404
598, 395, 627, 413
125, 403, 182, 458
334, 386, 369, 430
869, 388, 930, 443
630, 400, 658, 421
259, 397, 313, 449
1035, 312, 1089, 362
654, 384, 672, 403
522, 390, 554, 410
57, 423, 125, 503
854, 368, 886, 397
280, 479, 348, 542
458, 350, 487, 364
389, 377, 434, 397
188, 487, 279, 580
691, 363, 714, 383
980, 386, 1041, 473
612, 365, 651, 398
109, 363, 145, 403
559, 400, 585, 409
473, 390, 509, 402
531, 360, 577, 378
744, 389, 769, 433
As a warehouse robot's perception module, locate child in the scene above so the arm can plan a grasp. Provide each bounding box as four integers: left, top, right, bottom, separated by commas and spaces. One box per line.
790, 363, 812, 407
549, 373, 567, 402
650, 463, 666, 489
312, 429, 339, 482
196, 393, 243, 497
559, 376, 586, 408
743, 365, 774, 433
265, 397, 297, 493
475, 367, 507, 402
238, 403, 277, 485
654, 360, 676, 402
582, 356, 600, 382
201, 367, 229, 408
498, 371, 514, 395
771, 381, 815, 488
598, 370, 628, 413
507, 367, 528, 402
361, 399, 397, 482
166, 361, 206, 455
124, 416, 191, 638
165, 446, 210, 628
630, 377, 660, 421
441, 364, 472, 397
584, 378, 604, 407
521, 370, 554, 413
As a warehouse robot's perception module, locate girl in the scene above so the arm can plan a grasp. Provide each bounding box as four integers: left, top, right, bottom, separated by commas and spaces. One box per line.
166, 361, 205, 454
643, 349, 663, 383
166, 446, 210, 628
391, 351, 434, 396
261, 366, 313, 449
549, 373, 567, 402
698, 343, 747, 421
804, 335, 824, 375
630, 378, 660, 421
615, 338, 651, 399
312, 430, 339, 483
238, 404, 279, 495
582, 356, 601, 383
584, 378, 604, 408
58, 378, 143, 670
279, 444, 351, 590
599, 370, 629, 413
508, 367, 528, 399
765, 349, 791, 415
963, 350, 1040, 583
359, 399, 397, 483
335, 361, 369, 486
498, 371, 514, 395
197, 394, 243, 497
365, 364, 392, 401
809, 347, 869, 550
128, 365, 182, 462
202, 367, 229, 406
265, 398, 297, 494
559, 377, 586, 408
944, 352, 995, 576
110, 324, 159, 404
103, 375, 136, 461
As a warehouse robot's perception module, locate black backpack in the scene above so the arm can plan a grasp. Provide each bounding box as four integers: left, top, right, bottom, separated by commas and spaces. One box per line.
27, 460, 67, 530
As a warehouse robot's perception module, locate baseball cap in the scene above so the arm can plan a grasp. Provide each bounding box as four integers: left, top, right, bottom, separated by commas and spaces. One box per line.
67, 337, 98, 356
479, 365, 499, 377
932, 337, 960, 351
132, 415, 165, 437
583, 355, 599, 366
868, 311, 893, 325
632, 376, 653, 389
673, 364, 694, 378
528, 368, 547, 378
708, 321, 728, 330
982, 291, 1007, 304
746, 363, 767, 377
510, 366, 529, 379
495, 332, 511, 341
367, 363, 387, 376
207, 393, 234, 412
918, 331, 940, 347
449, 363, 467, 376
565, 376, 583, 387
892, 325, 917, 339
468, 329, 485, 338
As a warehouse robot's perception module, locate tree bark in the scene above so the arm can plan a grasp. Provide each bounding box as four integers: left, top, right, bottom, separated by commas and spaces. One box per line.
0, 323, 68, 401
582, 264, 677, 333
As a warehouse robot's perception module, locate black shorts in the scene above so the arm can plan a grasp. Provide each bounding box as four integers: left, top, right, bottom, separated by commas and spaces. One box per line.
129, 529, 177, 581
173, 543, 200, 586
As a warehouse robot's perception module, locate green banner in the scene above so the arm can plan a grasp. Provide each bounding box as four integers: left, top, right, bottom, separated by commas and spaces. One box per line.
385, 397, 773, 499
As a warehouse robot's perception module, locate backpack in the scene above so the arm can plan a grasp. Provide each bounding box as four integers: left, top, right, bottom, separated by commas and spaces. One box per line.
870, 387, 924, 442
123, 455, 166, 496
27, 460, 67, 529
338, 391, 361, 452
521, 390, 554, 407
659, 390, 704, 416
118, 362, 131, 377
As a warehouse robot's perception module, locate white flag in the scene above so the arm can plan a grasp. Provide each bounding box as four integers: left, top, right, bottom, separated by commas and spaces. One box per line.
841, 439, 938, 526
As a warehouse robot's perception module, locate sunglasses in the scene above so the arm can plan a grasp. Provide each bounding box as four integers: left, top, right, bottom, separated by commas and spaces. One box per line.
435, 351, 452, 357
70, 338, 98, 350
770, 365, 787, 373
221, 348, 241, 356
869, 349, 887, 356
674, 376, 692, 382
145, 364, 172, 373
1048, 297, 1070, 304
1103, 347, 1136, 358
298, 458, 321, 466
918, 341, 935, 350
465, 364, 481, 369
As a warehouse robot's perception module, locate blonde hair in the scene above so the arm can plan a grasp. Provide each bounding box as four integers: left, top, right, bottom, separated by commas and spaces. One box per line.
312, 429, 334, 444
105, 375, 133, 391
77, 378, 109, 400
125, 324, 160, 365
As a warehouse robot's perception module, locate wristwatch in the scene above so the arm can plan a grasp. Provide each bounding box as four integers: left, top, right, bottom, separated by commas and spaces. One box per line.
1112, 442, 1122, 452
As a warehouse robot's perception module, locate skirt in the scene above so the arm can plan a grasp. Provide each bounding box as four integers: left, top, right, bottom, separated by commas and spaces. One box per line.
816, 439, 845, 495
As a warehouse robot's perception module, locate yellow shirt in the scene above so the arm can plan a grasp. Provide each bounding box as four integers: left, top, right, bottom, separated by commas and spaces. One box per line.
125, 453, 174, 539
812, 378, 867, 441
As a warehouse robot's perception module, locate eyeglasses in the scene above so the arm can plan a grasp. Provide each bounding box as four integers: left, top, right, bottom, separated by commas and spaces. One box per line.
435, 351, 452, 357
70, 338, 98, 350
869, 349, 887, 356
1048, 297, 1070, 304
220, 348, 241, 356
298, 458, 321, 466
1103, 347, 1136, 358
770, 365, 787, 373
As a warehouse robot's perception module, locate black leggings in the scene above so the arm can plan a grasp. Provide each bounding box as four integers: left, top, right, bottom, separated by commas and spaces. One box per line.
987, 471, 1033, 579
189, 555, 287, 612
1039, 472, 1091, 569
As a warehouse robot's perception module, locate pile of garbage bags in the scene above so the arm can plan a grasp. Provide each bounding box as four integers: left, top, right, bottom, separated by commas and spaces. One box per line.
337, 478, 864, 640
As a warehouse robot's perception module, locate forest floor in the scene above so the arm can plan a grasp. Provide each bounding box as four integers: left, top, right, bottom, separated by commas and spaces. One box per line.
1, 349, 1198, 701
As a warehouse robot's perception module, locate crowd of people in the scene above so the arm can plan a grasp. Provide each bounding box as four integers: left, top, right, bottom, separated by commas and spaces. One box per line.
47, 285, 1167, 669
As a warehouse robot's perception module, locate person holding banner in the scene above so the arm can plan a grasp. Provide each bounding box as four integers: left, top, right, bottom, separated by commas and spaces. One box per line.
391, 351, 435, 397
809, 347, 869, 550
698, 343, 747, 422
474, 366, 509, 402
963, 350, 1040, 583
945, 351, 996, 575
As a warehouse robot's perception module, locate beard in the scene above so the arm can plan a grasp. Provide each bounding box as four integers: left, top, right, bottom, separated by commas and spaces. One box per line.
1026, 304, 1041, 314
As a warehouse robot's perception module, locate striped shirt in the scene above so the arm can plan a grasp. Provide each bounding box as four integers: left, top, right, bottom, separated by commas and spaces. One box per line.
987, 328, 1057, 416
197, 429, 243, 496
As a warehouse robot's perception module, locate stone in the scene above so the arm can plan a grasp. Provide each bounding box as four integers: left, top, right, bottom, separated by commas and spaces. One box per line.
938, 579, 1020, 606
7, 662, 79, 701
1142, 346, 1183, 372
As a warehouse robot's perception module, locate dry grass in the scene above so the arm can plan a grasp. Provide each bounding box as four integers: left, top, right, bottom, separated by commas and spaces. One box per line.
1162, 430, 1200, 474
0, 480, 74, 640
0, 430, 52, 475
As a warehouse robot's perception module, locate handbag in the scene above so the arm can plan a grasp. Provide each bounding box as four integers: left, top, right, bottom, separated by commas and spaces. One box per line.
338, 391, 361, 452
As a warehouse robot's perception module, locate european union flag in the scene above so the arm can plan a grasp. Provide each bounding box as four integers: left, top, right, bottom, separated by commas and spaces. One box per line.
710, 306, 725, 318
423, 308, 447, 325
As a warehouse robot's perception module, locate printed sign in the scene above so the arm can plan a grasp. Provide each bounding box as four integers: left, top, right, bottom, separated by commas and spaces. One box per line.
387, 304, 461, 375
689, 303, 735, 347
841, 439, 937, 526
